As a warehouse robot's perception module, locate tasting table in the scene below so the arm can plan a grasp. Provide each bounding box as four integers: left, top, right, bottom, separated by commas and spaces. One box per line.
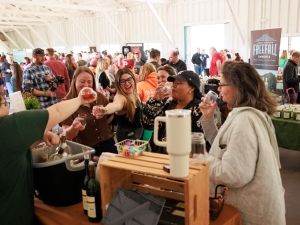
34, 198, 242, 225
271, 116, 300, 151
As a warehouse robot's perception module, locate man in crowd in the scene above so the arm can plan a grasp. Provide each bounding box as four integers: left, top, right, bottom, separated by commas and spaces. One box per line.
175, 47, 184, 61
85, 52, 100, 67
149, 49, 161, 70
201, 49, 210, 76
1, 53, 14, 94
163, 50, 187, 73
133, 49, 145, 75
22, 48, 58, 109
191, 47, 203, 76
77, 53, 87, 66
209, 47, 223, 77
283, 51, 300, 104
44, 48, 70, 101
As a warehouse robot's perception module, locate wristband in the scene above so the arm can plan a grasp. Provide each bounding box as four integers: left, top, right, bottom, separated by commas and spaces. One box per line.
43, 91, 46, 97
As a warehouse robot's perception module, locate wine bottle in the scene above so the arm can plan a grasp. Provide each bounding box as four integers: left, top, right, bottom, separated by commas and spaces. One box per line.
48, 132, 68, 161
82, 159, 89, 215
86, 163, 102, 222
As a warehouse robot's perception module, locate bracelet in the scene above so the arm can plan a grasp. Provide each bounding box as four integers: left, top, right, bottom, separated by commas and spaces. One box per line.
43, 91, 46, 97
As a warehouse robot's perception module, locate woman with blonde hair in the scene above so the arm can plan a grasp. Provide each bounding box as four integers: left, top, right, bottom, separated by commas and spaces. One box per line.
95, 58, 116, 101
92, 68, 143, 142
279, 50, 288, 69
137, 63, 158, 103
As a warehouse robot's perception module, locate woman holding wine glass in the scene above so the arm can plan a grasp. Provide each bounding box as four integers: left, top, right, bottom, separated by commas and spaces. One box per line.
61, 67, 118, 157
142, 70, 203, 153
92, 68, 144, 142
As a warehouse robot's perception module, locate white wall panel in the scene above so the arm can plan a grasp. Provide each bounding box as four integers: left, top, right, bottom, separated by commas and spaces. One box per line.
2, 0, 300, 62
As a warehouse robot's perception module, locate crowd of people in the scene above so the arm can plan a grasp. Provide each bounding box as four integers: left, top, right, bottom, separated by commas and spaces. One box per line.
0, 45, 291, 225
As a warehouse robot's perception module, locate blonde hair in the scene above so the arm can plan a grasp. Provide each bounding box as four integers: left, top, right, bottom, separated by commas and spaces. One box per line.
115, 69, 139, 122
127, 52, 134, 59
95, 58, 111, 87
280, 50, 287, 59
139, 63, 156, 81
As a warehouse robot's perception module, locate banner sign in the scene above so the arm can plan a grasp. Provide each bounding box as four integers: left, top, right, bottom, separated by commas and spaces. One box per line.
250, 28, 282, 70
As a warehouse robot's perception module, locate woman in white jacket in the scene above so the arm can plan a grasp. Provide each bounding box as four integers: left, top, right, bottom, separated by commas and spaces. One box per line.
199, 61, 285, 225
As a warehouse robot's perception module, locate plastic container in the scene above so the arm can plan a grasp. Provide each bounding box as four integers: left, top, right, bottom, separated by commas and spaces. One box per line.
115, 139, 148, 157
32, 141, 95, 206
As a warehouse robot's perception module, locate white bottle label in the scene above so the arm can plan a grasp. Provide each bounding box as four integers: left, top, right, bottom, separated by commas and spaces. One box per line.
82, 189, 88, 210
87, 196, 96, 218
283, 112, 290, 119
296, 114, 300, 120
274, 112, 280, 118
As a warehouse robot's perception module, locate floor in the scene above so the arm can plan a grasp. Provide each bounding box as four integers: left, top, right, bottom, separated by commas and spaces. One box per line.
279, 148, 300, 225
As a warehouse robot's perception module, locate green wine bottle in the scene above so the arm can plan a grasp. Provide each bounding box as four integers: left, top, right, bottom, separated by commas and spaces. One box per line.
82, 159, 89, 215
86, 163, 102, 222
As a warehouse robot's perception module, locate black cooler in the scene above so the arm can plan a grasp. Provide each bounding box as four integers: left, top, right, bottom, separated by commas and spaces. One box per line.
31, 141, 95, 207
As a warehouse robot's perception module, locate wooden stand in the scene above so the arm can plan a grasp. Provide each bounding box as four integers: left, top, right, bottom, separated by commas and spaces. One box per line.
100, 152, 209, 225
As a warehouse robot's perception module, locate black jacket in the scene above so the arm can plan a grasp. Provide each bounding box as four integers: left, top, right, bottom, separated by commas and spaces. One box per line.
283, 59, 300, 93
191, 53, 203, 65
142, 97, 203, 154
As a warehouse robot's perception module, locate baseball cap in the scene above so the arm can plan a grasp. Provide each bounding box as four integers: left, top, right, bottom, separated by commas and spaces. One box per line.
123, 59, 134, 69
167, 70, 200, 88
33, 48, 45, 55
133, 49, 141, 54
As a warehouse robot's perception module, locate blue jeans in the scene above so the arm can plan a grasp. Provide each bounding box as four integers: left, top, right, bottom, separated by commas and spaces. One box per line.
194, 65, 202, 75
286, 93, 298, 104
201, 66, 206, 76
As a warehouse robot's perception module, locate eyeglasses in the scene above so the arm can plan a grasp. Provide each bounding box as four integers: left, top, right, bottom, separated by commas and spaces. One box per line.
218, 83, 230, 87
119, 77, 134, 85
0, 100, 10, 108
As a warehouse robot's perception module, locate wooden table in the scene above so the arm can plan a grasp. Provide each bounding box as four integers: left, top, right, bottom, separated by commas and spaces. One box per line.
34, 198, 242, 225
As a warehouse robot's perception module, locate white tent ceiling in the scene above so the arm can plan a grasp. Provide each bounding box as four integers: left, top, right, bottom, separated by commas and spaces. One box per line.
0, 0, 173, 32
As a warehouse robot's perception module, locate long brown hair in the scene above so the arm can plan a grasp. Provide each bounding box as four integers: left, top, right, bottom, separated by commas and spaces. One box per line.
10, 63, 23, 92
64, 67, 96, 102
115, 68, 139, 122
65, 54, 76, 71
221, 61, 276, 115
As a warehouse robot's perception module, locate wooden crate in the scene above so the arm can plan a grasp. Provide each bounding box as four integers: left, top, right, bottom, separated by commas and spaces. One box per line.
100, 152, 209, 225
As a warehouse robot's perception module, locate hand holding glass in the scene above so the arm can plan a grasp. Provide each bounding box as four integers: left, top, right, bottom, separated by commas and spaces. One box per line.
80, 88, 97, 101
92, 105, 105, 119
203, 90, 219, 106
78, 113, 87, 126
161, 82, 172, 95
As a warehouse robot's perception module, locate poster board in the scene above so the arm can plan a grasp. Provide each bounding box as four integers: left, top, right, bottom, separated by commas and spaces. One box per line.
250, 28, 282, 93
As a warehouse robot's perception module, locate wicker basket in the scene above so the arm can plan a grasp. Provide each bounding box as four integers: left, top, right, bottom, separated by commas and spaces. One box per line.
209, 185, 228, 220
115, 139, 148, 157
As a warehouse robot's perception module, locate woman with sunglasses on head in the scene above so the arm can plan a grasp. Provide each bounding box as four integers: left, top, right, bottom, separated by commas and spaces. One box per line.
92, 68, 143, 142
142, 70, 203, 153
199, 61, 285, 225
61, 67, 118, 158
0, 88, 96, 225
